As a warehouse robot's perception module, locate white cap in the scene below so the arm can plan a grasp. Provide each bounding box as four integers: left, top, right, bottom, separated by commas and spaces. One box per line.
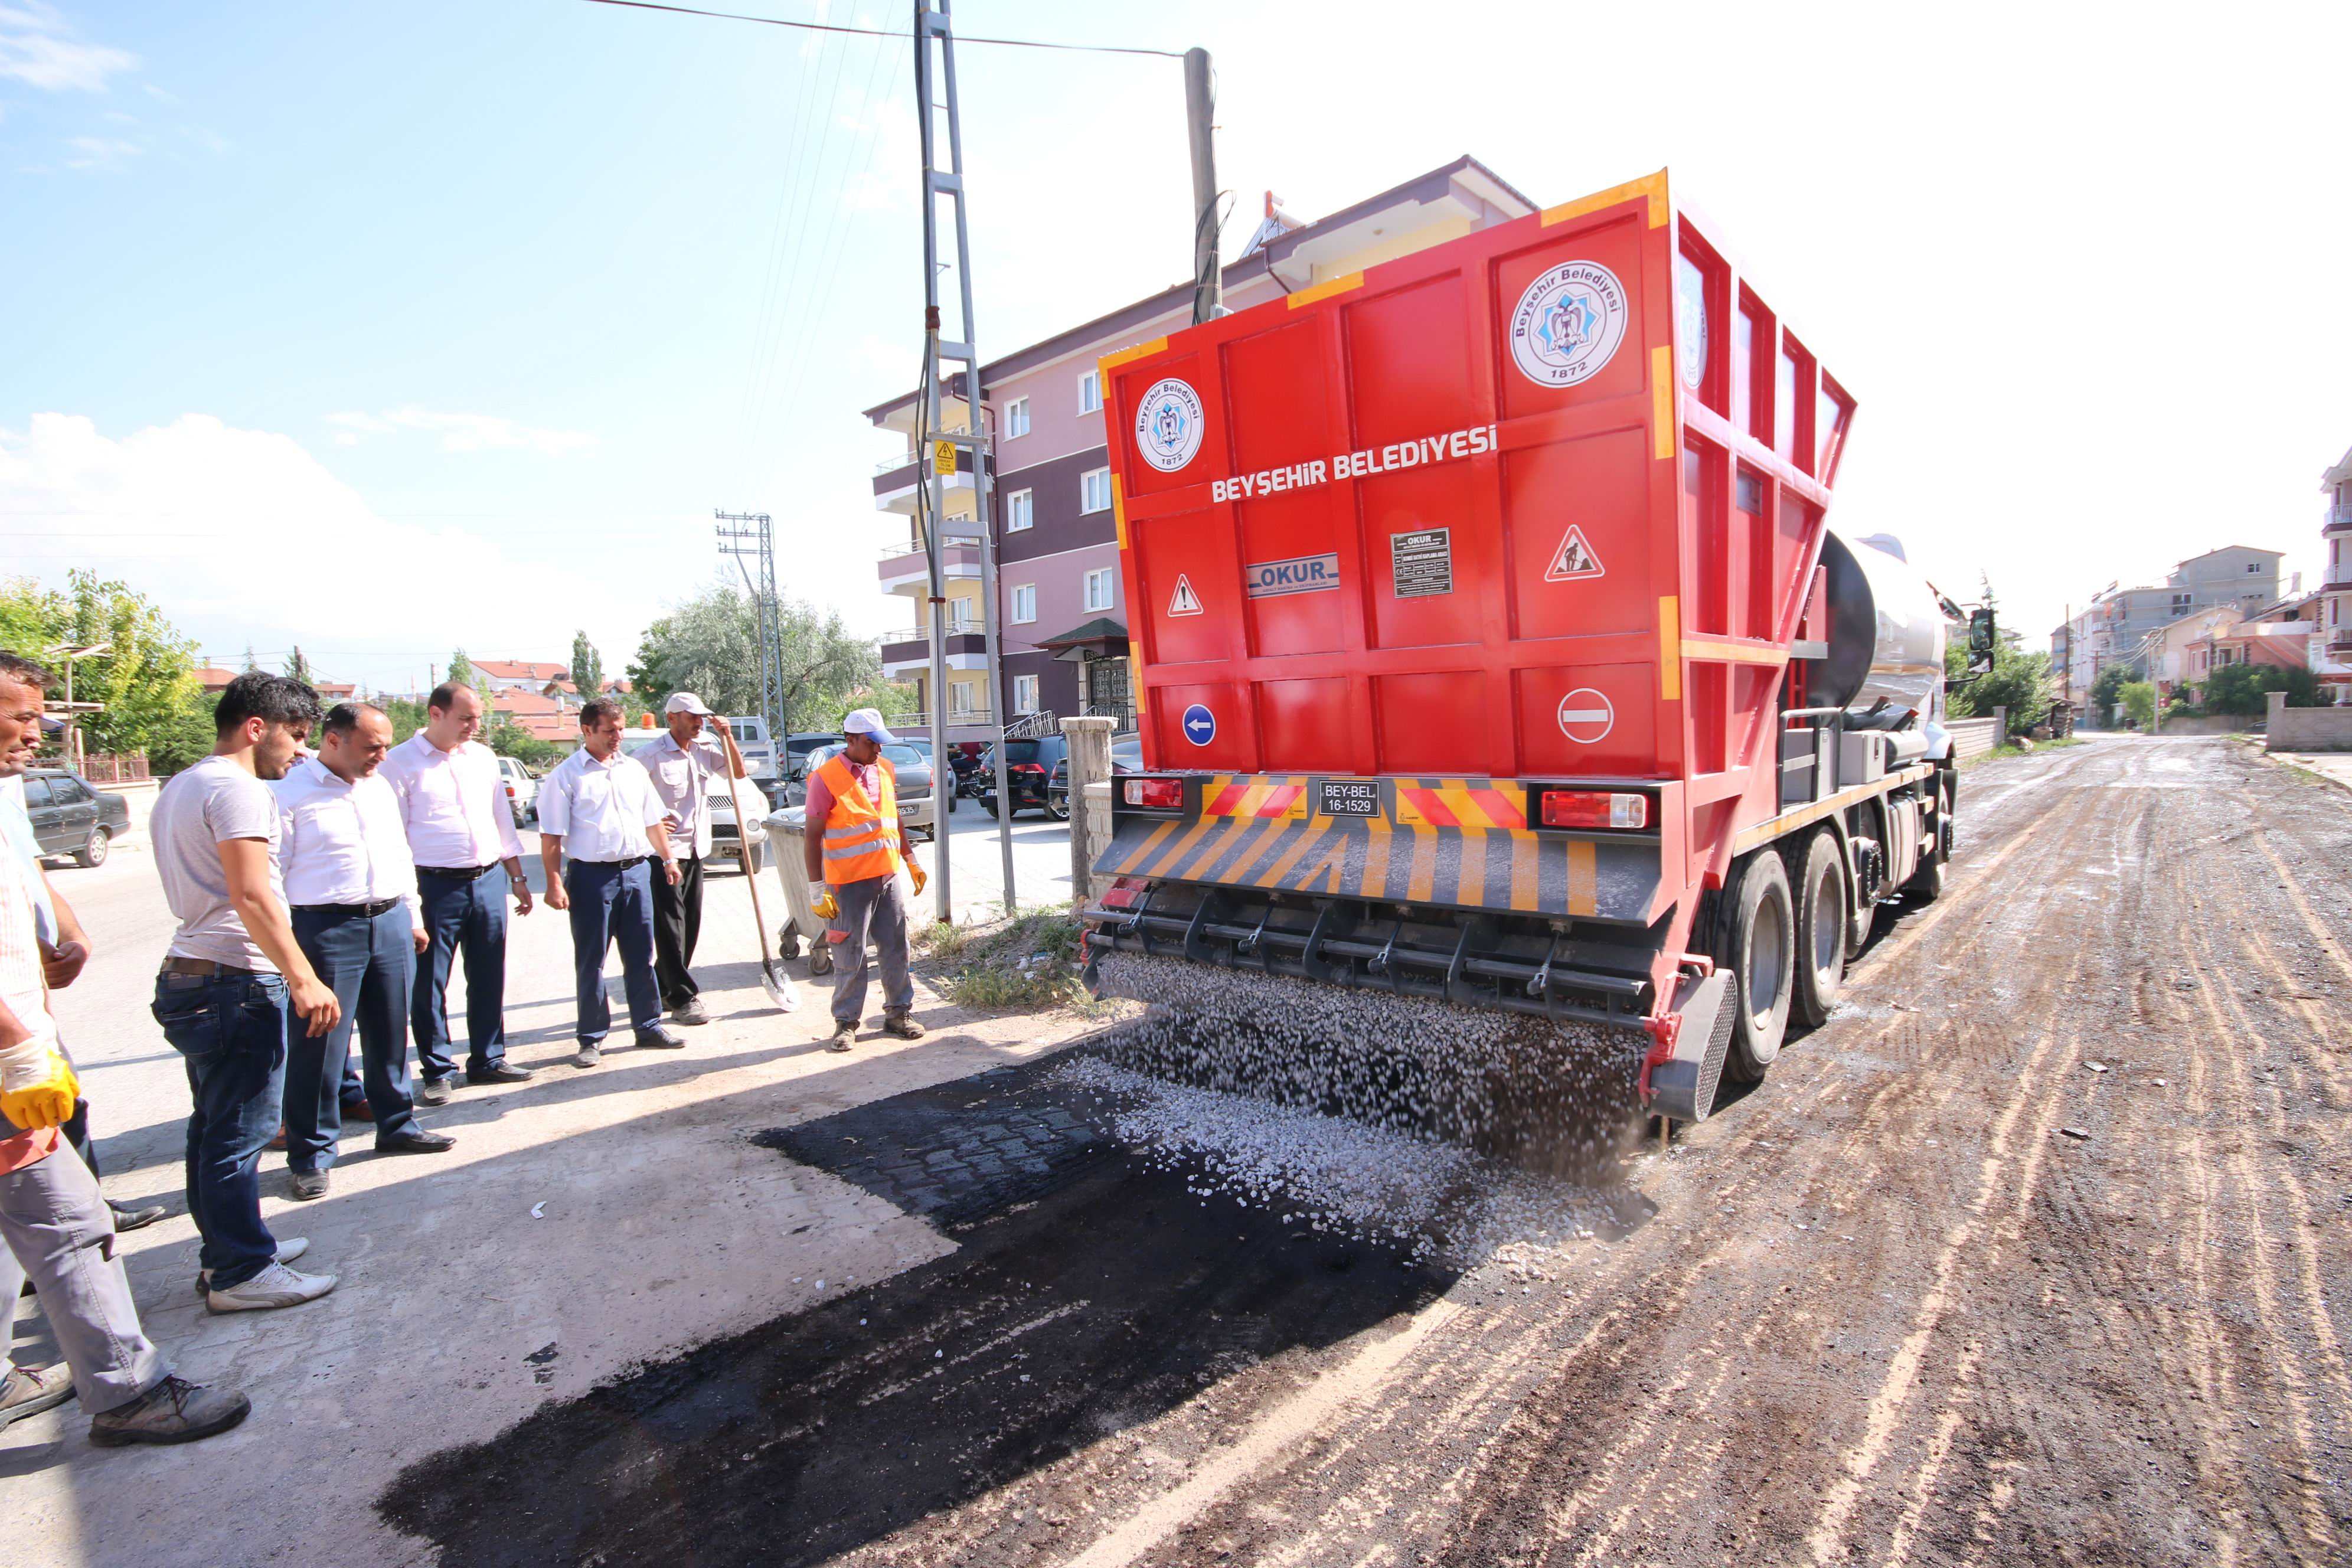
842, 707, 896, 743
664, 691, 714, 716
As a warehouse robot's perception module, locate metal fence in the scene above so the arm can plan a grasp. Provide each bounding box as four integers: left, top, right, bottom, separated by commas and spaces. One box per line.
69, 752, 151, 784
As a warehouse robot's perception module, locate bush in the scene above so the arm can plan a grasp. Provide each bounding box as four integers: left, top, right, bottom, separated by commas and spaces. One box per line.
2090, 665, 2131, 729
2203, 662, 2323, 717
2120, 681, 2157, 728
1946, 641, 2052, 730
914, 904, 1103, 1013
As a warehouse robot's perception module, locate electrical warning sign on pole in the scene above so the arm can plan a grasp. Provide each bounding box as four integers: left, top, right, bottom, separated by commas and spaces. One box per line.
1167, 574, 1204, 616
1546, 525, 1605, 582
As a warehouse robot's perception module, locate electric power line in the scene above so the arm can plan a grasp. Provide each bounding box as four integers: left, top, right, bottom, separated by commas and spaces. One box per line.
579, 0, 1183, 58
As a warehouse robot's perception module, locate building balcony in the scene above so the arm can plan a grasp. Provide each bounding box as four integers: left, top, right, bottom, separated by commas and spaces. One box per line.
2331, 633, 2352, 656
874, 445, 986, 514
880, 630, 987, 678
2322, 576, 2352, 595
2328, 501, 2352, 534
877, 536, 985, 595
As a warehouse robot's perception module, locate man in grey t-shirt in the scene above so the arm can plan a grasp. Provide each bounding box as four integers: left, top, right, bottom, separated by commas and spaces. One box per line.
148, 673, 342, 1314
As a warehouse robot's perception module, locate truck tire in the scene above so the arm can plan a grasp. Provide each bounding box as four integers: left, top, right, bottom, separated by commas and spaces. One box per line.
1718, 849, 1794, 1084
1791, 829, 1846, 1028
1904, 779, 1952, 904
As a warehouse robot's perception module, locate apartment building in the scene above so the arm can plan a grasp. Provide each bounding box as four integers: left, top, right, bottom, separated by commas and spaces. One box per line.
2321, 445, 2352, 701
2049, 544, 2285, 703
863, 156, 1537, 740
471, 659, 569, 694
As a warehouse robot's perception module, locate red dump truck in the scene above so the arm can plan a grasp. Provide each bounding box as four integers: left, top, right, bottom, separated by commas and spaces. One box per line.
1079, 169, 1991, 1123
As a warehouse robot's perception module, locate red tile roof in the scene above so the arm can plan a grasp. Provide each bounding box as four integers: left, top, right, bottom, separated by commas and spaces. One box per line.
474, 660, 569, 681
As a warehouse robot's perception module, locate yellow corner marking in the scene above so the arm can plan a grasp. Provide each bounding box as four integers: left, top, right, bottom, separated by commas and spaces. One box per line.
1455, 824, 1488, 912
1681, 638, 1790, 668
1097, 337, 1168, 374
1115, 819, 1177, 874
1257, 812, 1337, 887
1566, 839, 1599, 916
1659, 596, 1683, 701
1404, 825, 1438, 904
1145, 817, 1217, 880
1286, 271, 1364, 309
1359, 819, 1394, 899
1508, 831, 1540, 912
1539, 169, 1668, 231
1651, 345, 1674, 460
1293, 828, 1355, 897
1110, 471, 1128, 551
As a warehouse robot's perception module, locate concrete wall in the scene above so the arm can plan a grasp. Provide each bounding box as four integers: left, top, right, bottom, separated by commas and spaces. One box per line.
2156, 714, 2255, 737
1946, 718, 2001, 760
1079, 781, 1113, 904
2268, 692, 2352, 751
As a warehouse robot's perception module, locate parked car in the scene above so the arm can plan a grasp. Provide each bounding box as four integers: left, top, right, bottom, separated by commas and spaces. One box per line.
496, 755, 538, 826
977, 735, 1069, 819
782, 732, 843, 781
20, 767, 130, 867
724, 715, 778, 781
1044, 734, 1142, 821
800, 741, 943, 841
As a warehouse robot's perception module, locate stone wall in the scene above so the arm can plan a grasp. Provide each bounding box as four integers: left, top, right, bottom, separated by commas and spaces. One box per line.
2268, 692, 2352, 752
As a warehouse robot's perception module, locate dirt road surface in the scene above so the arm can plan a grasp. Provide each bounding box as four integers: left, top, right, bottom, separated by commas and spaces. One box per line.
370, 735, 2351, 1568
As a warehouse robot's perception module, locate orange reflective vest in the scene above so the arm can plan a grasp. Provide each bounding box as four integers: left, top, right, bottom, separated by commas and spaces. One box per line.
814, 753, 904, 885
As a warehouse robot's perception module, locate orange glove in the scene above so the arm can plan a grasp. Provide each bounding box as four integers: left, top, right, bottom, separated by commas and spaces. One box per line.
908, 861, 927, 897
0, 1050, 79, 1131
812, 888, 841, 923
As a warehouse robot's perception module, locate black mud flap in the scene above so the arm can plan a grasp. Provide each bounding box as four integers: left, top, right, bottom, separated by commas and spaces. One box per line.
1647, 971, 1735, 1123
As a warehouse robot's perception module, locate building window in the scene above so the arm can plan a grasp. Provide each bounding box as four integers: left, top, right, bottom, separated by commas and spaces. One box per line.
1077, 370, 1102, 415
1003, 397, 1030, 439
1084, 567, 1116, 612
1006, 488, 1033, 531
1013, 674, 1038, 714
949, 681, 977, 717
1011, 583, 1036, 623
1080, 468, 1112, 514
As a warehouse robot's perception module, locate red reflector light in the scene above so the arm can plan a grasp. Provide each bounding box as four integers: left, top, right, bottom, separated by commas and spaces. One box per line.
1100, 876, 1149, 909
1539, 790, 1649, 829
1124, 778, 1182, 810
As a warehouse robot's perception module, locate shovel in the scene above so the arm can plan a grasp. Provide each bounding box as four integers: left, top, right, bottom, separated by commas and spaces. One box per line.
724, 769, 799, 1012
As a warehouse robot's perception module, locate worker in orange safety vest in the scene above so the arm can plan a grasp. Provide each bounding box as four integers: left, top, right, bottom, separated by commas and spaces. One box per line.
801, 709, 927, 1052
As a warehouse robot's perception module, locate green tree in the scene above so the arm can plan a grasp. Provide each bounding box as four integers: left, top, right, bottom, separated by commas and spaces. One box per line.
148, 687, 220, 775
2120, 680, 2157, 727
570, 631, 603, 698
627, 581, 881, 731
484, 715, 558, 769
447, 649, 476, 691
241, 643, 260, 674
286, 645, 315, 688
380, 697, 429, 744
1945, 638, 2052, 730
1, 571, 204, 765
2089, 665, 2131, 729
2203, 661, 2323, 716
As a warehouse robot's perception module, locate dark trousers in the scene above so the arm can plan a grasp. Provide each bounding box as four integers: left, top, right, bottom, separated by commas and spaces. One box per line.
287, 905, 419, 1173
566, 858, 662, 1044
651, 852, 704, 1010
149, 971, 287, 1291
413, 868, 511, 1079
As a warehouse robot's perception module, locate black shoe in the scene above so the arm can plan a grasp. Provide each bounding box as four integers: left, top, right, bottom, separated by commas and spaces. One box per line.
466, 1061, 534, 1084
670, 998, 710, 1026
288, 1170, 330, 1201
635, 1025, 688, 1050
414, 1077, 456, 1106
87, 1376, 250, 1447
108, 1199, 168, 1233
376, 1129, 456, 1155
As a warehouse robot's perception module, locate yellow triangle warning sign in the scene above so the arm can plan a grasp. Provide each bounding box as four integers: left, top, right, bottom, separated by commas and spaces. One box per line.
1545, 525, 1605, 582
1167, 574, 1204, 616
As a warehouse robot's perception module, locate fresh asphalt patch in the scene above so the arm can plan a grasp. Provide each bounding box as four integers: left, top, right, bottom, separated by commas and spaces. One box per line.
377, 1051, 1456, 1567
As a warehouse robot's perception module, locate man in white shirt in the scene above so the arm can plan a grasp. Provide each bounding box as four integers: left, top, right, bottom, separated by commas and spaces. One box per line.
636, 691, 747, 1028
379, 681, 536, 1099
274, 703, 455, 1201
538, 699, 686, 1068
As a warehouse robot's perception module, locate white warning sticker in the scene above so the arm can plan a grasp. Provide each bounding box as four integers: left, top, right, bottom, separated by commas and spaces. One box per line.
1545, 524, 1605, 582
1556, 687, 1615, 744
1167, 574, 1204, 616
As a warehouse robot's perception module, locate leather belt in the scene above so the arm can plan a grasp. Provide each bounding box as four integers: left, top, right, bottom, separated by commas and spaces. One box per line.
571, 855, 651, 870
417, 863, 501, 881
160, 956, 264, 978
292, 898, 403, 917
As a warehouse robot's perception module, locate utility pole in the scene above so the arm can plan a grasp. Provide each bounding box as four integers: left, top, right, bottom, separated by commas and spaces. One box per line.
1184, 48, 1223, 326
914, 0, 1016, 922
716, 510, 785, 748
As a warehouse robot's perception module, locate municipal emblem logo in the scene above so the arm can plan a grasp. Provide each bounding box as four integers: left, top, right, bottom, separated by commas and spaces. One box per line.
1134, 377, 1206, 472
1509, 260, 1628, 388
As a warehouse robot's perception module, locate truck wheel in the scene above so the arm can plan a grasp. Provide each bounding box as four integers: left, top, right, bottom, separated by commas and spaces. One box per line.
73, 827, 109, 868
1719, 849, 1794, 1084
1904, 781, 1952, 904
1791, 831, 1846, 1028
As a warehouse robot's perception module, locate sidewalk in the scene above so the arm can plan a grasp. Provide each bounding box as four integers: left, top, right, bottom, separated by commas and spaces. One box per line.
2269, 751, 2352, 793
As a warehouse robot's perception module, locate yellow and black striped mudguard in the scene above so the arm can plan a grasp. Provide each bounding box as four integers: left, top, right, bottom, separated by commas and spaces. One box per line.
1092, 774, 1665, 924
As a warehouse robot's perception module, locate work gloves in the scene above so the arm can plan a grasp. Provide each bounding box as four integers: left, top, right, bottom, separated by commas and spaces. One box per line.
0, 1043, 80, 1132
812, 889, 841, 923
908, 861, 927, 897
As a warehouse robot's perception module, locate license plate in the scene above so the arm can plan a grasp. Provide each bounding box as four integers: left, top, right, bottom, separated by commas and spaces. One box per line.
1315, 779, 1381, 817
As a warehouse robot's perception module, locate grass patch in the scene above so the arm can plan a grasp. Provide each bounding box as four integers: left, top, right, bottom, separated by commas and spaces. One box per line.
915, 902, 1107, 1014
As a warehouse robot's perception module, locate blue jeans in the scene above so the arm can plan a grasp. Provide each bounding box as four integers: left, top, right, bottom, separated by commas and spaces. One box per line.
150, 971, 287, 1291
565, 858, 662, 1045
287, 905, 419, 1172
412, 868, 511, 1079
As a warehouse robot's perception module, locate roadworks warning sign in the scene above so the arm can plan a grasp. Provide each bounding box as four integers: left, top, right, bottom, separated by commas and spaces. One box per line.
1546, 525, 1604, 582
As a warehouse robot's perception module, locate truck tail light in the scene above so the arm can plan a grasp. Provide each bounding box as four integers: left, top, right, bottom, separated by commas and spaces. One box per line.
1100, 875, 1151, 909
1539, 790, 1649, 829
1124, 778, 1183, 810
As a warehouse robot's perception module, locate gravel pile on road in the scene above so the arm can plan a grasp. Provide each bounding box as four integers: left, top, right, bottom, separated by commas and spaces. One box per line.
1093, 950, 1649, 1179
1054, 1056, 1626, 1268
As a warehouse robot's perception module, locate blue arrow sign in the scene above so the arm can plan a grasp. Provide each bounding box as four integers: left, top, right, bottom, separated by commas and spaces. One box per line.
1181, 704, 1216, 746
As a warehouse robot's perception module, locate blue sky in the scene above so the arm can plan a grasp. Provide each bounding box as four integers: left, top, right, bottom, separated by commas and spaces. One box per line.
5, 1, 2350, 691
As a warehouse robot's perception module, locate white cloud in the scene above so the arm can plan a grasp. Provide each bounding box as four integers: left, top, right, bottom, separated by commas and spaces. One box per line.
0, 412, 641, 678
61, 133, 136, 169
324, 407, 595, 457
0, 3, 136, 93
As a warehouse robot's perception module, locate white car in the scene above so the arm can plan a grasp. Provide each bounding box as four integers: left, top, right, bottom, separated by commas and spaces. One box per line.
496, 756, 538, 825
725, 716, 778, 781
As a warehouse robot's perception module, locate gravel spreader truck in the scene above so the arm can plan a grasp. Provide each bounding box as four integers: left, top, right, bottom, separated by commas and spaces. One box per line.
1079, 168, 1987, 1129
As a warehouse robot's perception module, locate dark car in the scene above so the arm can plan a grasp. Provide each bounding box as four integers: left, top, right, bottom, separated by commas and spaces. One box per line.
1046, 735, 1142, 820
782, 733, 845, 782
21, 767, 130, 867
976, 735, 1070, 819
